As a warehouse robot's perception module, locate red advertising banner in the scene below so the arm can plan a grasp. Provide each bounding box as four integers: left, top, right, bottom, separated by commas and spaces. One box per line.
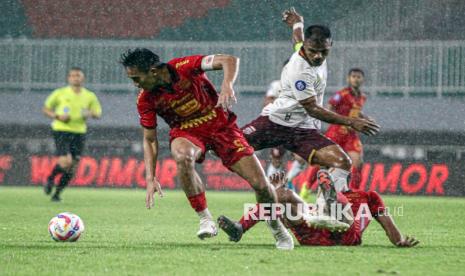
0, 153, 460, 196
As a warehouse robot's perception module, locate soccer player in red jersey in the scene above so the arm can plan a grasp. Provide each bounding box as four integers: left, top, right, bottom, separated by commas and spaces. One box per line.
325, 68, 369, 189
218, 172, 419, 247
120, 49, 294, 248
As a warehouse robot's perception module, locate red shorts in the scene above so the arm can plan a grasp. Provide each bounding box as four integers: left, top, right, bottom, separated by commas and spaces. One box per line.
325, 125, 363, 154
170, 115, 254, 168
242, 116, 334, 163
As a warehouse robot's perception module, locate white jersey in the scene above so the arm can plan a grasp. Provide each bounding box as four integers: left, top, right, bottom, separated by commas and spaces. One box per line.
266, 80, 282, 98
262, 51, 327, 129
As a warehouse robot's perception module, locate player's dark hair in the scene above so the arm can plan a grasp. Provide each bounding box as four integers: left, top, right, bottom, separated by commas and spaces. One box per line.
120, 48, 161, 73
305, 25, 332, 44
348, 68, 365, 77
69, 67, 84, 74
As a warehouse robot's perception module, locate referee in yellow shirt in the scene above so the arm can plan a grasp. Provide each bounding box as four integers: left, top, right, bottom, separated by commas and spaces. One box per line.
42, 67, 102, 201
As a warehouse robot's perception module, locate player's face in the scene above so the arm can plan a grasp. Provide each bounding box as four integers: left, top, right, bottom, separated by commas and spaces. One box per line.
302, 39, 332, 66
348, 72, 364, 89
126, 66, 159, 90
67, 70, 85, 86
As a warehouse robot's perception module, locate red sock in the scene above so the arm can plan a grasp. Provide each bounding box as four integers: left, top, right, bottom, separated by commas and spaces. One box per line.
349, 166, 362, 190
239, 204, 260, 232
187, 192, 207, 212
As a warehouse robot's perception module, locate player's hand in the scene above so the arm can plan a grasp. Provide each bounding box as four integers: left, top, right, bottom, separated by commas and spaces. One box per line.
349, 117, 380, 136
145, 176, 164, 209
216, 83, 237, 111
56, 114, 70, 123
282, 7, 303, 28
269, 171, 287, 188
81, 109, 93, 120
396, 236, 420, 247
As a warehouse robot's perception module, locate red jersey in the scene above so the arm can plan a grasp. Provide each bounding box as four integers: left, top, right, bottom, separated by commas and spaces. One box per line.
137, 55, 232, 130
326, 87, 367, 136
291, 190, 386, 246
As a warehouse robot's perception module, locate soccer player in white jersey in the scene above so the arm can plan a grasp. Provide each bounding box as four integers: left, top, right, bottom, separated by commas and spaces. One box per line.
242, 8, 380, 209
264, 79, 307, 191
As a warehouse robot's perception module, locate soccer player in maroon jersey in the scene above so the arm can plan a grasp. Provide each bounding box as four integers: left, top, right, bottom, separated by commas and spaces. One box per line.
120, 49, 294, 248
326, 68, 369, 189
218, 172, 419, 247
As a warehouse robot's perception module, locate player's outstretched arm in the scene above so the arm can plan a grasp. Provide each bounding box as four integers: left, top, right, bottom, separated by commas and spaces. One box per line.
282, 7, 304, 51
142, 127, 163, 209
202, 54, 239, 110
300, 96, 380, 136
376, 213, 420, 247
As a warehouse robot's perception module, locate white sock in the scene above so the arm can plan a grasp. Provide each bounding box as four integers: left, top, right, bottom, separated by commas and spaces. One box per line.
329, 168, 350, 192
197, 208, 213, 221
267, 164, 281, 177
286, 160, 306, 182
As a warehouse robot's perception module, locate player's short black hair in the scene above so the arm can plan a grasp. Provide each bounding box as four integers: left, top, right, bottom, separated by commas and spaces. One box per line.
120, 48, 162, 73
69, 67, 84, 74
305, 25, 332, 44
348, 68, 365, 77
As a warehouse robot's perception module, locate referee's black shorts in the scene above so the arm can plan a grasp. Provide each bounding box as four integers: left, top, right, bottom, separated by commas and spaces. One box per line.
53, 131, 86, 160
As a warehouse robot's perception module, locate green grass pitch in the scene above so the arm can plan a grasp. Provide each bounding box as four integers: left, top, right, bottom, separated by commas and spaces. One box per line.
1, 187, 465, 275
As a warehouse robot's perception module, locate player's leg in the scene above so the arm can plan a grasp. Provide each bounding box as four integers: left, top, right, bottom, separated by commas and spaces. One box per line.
286, 154, 306, 191
52, 133, 84, 201
229, 154, 294, 250
170, 137, 217, 239
45, 131, 71, 195
218, 172, 349, 242
312, 144, 351, 191
289, 130, 351, 215
346, 138, 364, 190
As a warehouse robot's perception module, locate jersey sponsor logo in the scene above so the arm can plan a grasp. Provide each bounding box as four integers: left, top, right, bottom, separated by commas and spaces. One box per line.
173, 99, 200, 117
175, 59, 190, 68
295, 80, 306, 91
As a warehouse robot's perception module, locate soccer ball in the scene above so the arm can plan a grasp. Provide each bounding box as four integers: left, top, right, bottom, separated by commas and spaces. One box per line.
48, 212, 85, 242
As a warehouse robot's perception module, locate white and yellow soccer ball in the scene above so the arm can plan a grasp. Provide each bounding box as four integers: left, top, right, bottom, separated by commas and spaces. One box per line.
48, 212, 84, 242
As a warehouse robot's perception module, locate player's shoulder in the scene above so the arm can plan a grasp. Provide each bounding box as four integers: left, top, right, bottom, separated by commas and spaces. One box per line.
168, 55, 204, 71
269, 80, 281, 90
82, 87, 98, 97
366, 190, 382, 200
337, 87, 352, 97
287, 52, 311, 72
136, 89, 153, 106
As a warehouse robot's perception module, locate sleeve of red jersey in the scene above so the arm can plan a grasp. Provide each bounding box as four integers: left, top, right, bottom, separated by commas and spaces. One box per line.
171, 55, 206, 76
137, 92, 157, 129
328, 91, 343, 108
367, 191, 386, 217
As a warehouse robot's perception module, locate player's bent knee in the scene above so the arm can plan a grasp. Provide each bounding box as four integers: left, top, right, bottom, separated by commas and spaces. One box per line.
172, 150, 196, 170
338, 155, 352, 170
